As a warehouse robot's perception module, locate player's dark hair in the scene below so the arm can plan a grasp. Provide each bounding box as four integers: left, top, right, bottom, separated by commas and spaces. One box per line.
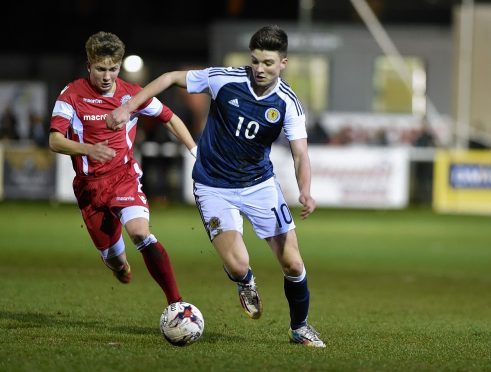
249, 25, 288, 57
85, 31, 125, 65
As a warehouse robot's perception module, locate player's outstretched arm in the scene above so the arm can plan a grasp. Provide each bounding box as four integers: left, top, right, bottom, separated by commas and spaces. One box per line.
164, 113, 197, 157
290, 138, 316, 219
106, 71, 189, 131
49, 131, 116, 163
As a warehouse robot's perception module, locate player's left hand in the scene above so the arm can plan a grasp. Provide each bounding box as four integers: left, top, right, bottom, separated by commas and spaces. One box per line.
298, 194, 316, 219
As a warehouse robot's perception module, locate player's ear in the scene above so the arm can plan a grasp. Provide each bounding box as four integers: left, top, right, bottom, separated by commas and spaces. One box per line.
280, 57, 288, 70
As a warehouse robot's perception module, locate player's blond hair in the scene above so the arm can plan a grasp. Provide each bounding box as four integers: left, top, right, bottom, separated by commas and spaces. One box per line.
85, 31, 125, 65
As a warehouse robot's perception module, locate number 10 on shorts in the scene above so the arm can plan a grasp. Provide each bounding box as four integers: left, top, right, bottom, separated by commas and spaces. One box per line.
271, 204, 293, 228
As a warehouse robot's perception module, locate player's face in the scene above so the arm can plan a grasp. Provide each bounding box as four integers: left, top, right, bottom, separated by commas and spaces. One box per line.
250, 49, 287, 95
88, 59, 121, 94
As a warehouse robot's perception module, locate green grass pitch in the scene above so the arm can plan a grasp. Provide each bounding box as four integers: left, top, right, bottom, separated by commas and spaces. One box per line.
0, 201, 490, 371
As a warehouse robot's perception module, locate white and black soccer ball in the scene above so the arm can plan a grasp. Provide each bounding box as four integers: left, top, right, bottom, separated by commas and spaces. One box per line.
160, 301, 204, 346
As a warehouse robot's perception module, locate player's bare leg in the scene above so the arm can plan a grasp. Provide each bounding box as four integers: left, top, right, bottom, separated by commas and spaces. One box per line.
267, 230, 325, 348
213, 230, 263, 319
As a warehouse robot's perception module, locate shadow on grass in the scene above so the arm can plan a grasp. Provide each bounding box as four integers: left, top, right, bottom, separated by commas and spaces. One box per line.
0, 310, 241, 343
1, 310, 87, 327
0, 310, 154, 335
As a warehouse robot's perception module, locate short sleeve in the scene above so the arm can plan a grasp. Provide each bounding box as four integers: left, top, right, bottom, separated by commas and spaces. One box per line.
186, 69, 211, 94
283, 102, 307, 141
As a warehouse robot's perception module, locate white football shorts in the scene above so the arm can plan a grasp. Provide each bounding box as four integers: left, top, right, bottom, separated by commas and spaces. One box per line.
193, 176, 296, 240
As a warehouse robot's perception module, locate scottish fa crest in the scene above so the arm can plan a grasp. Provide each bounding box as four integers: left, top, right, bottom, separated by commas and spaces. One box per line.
265, 108, 281, 123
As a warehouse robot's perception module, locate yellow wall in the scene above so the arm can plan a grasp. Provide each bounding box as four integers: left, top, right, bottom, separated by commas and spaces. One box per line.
433, 149, 491, 214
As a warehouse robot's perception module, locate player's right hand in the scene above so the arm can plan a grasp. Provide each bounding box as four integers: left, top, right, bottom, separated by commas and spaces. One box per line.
88, 140, 116, 162
106, 105, 131, 131
298, 193, 316, 219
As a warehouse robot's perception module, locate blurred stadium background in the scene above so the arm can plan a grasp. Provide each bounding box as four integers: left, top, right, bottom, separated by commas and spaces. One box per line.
2, 2, 491, 370
1, 0, 491, 214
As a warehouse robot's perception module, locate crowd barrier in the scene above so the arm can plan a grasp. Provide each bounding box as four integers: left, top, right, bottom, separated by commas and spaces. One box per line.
1, 143, 490, 215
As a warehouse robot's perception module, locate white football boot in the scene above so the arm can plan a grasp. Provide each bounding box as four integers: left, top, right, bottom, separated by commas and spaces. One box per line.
237, 276, 263, 319
288, 324, 326, 348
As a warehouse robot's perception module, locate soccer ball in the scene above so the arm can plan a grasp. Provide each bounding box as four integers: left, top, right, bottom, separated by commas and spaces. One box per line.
160, 301, 204, 346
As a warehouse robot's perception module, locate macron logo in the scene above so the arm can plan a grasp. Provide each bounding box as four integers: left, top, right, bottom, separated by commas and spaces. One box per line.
228, 98, 239, 107
83, 113, 108, 121
83, 98, 103, 104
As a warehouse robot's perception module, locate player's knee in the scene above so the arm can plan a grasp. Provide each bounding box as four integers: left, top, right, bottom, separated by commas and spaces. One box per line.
230, 266, 250, 279
128, 233, 146, 245
284, 264, 306, 283
123, 214, 150, 244
282, 261, 304, 277
225, 261, 250, 279
126, 224, 151, 245
132, 233, 156, 250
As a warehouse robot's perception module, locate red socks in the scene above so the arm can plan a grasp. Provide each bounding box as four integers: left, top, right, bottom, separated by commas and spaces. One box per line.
140, 241, 182, 304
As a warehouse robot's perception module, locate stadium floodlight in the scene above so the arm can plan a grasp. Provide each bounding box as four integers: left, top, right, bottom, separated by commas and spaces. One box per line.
123, 55, 144, 73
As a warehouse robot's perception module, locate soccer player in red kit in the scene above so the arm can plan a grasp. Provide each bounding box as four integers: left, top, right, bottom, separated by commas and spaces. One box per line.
49, 31, 197, 306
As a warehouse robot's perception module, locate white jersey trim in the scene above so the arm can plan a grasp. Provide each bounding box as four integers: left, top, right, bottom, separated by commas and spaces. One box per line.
138, 97, 163, 117
187, 67, 249, 100
52, 100, 74, 121
186, 67, 307, 141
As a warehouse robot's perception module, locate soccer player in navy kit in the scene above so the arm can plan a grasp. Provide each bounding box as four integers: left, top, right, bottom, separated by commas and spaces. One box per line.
107, 25, 325, 348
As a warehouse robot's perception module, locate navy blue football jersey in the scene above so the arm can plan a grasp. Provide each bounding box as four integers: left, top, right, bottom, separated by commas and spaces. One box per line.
187, 66, 307, 188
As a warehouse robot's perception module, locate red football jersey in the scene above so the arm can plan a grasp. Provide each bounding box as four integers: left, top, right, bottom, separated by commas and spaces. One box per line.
50, 77, 173, 177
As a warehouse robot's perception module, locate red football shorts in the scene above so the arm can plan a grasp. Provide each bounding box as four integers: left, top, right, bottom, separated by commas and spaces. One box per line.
73, 160, 149, 250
